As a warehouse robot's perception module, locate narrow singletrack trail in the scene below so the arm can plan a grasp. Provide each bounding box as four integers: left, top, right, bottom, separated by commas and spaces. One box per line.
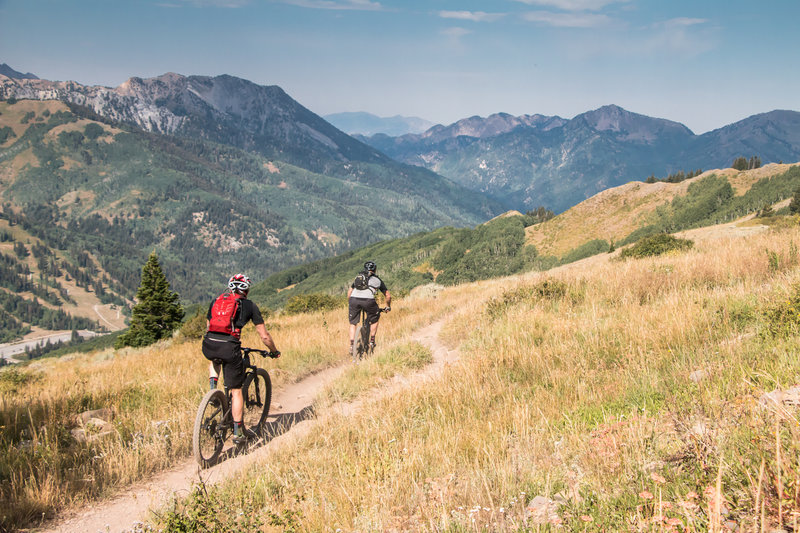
39, 319, 457, 533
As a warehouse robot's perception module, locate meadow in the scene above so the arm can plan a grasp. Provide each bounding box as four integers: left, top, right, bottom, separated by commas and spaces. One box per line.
158, 220, 800, 531
3, 219, 800, 532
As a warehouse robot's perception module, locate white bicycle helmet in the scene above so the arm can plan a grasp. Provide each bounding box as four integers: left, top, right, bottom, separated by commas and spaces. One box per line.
228, 273, 251, 293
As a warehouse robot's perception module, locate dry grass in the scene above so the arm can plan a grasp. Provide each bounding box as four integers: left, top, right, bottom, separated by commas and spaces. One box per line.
153, 222, 800, 532
6, 221, 800, 531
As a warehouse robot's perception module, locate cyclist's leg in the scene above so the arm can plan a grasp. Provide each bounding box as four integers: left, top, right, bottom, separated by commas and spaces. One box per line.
348, 298, 362, 351
365, 300, 381, 346
208, 361, 220, 389
230, 387, 243, 425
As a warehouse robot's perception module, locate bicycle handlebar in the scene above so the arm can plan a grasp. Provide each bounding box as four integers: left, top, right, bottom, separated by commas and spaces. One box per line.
242, 347, 281, 358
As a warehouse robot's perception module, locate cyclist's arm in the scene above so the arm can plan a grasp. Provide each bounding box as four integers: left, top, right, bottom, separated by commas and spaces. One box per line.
347, 286, 353, 298
255, 322, 279, 352
383, 289, 391, 309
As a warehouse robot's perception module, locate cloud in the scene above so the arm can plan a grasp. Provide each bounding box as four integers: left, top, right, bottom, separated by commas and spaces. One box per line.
439, 11, 505, 23
658, 17, 707, 28
159, 0, 251, 6
440, 26, 472, 47
514, 0, 631, 11
523, 11, 612, 27
644, 17, 714, 55
441, 27, 472, 38
276, 0, 383, 10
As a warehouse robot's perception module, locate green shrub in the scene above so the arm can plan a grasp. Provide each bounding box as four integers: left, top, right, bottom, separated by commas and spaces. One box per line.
761, 284, 800, 338
619, 234, 694, 260
485, 278, 571, 318
284, 293, 344, 315
0, 126, 15, 144
178, 309, 208, 340
0, 367, 40, 394
560, 239, 610, 264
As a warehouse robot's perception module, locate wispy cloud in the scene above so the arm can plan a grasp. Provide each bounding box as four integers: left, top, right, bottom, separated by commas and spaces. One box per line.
158, 0, 251, 7
658, 17, 707, 28
275, 0, 383, 10
523, 11, 612, 27
439, 11, 505, 23
440, 27, 472, 48
644, 17, 714, 55
514, 0, 631, 11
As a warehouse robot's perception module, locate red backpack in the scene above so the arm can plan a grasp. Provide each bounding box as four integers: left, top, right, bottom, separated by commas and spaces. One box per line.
208, 292, 243, 338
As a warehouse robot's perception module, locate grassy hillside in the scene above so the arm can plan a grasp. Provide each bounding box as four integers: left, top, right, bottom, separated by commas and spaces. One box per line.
249, 163, 800, 314
5, 213, 800, 530
527, 163, 800, 257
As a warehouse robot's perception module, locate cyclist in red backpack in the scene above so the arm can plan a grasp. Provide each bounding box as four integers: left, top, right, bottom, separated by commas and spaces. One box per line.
202, 274, 280, 444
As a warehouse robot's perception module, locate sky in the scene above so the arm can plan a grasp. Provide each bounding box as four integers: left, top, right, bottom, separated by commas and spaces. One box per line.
1, 0, 798, 134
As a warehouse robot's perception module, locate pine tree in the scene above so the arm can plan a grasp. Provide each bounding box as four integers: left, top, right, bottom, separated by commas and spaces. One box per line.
790, 188, 800, 215
115, 252, 184, 348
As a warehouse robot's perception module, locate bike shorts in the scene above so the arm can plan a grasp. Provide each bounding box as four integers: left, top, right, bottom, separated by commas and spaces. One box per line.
348, 297, 380, 326
202, 332, 246, 389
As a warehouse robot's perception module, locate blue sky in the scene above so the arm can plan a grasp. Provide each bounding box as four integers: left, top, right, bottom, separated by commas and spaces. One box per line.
1, 0, 798, 133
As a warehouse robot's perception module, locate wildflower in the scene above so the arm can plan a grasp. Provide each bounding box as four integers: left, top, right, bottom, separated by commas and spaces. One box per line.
639, 490, 654, 500
580, 515, 593, 522
650, 472, 666, 484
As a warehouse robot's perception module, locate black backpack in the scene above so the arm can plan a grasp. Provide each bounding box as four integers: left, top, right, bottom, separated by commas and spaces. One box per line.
353, 271, 370, 291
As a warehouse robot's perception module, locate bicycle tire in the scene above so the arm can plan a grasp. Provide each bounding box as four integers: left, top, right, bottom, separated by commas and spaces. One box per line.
352, 323, 366, 361
242, 367, 272, 430
192, 389, 228, 468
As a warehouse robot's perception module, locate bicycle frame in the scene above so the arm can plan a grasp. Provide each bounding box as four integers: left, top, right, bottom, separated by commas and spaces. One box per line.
193, 347, 275, 467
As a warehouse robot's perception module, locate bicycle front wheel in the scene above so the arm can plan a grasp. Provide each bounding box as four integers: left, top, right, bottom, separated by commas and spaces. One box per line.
192, 389, 228, 468
242, 368, 272, 430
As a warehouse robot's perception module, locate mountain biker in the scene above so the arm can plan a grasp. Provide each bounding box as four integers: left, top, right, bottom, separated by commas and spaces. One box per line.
202, 274, 280, 445
347, 260, 391, 353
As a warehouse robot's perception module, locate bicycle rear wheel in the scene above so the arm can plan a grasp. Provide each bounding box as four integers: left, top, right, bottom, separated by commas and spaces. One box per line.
352, 323, 368, 361
242, 368, 272, 430
192, 389, 228, 468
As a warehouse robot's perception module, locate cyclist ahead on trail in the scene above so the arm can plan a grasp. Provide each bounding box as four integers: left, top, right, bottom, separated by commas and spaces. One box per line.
348, 260, 391, 353
202, 274, 280, 444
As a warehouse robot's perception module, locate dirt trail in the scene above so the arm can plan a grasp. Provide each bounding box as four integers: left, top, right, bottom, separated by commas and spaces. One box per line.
38, 319, 456, 533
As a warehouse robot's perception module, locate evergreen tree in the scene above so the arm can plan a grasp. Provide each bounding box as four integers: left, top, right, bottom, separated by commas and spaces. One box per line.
115, 252, 184, 348
732, 157, 748, 171
790, 187, 800, 215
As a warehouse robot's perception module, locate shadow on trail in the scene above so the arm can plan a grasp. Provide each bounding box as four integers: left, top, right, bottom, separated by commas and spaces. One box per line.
206, 404, 317, 468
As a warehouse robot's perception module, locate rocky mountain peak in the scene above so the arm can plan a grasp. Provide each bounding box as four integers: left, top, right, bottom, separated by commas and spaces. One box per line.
576, 104, 693, 142
0, 63, 38, 80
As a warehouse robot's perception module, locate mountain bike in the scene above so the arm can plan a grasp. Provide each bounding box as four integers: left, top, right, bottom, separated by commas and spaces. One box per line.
351, 306, 389, 362
192, 347, 279, 468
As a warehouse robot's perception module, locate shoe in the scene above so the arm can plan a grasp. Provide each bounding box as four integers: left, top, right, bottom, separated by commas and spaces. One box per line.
232, 426, 259, 446
369, 341, 376, 352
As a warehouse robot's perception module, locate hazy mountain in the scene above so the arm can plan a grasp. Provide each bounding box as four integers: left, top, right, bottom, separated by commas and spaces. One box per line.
0, 78, 504, 328
360, 105, 800, 213
324, 111, 434, 136
0, 72, 501, 222
0, 63, 38, 80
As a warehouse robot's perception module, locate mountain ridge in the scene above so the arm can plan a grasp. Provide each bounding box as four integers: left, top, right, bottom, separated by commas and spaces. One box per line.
361, 105, 800, 213
324, 111, 433, 136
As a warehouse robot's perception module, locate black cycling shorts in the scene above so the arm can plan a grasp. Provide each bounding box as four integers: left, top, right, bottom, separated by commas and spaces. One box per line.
202, 332, 246, 389
348, 297, 380, 326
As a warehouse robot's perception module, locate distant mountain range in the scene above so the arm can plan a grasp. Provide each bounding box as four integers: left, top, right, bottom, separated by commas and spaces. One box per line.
359, 105, 800, 212
0, 71, 502, 316
0, 63, 38, 80
324, 111, 433, 136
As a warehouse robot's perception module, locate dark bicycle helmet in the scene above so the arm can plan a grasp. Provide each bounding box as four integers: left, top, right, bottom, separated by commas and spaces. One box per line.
228, 273, 251, 293
364, 260, 376, 272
